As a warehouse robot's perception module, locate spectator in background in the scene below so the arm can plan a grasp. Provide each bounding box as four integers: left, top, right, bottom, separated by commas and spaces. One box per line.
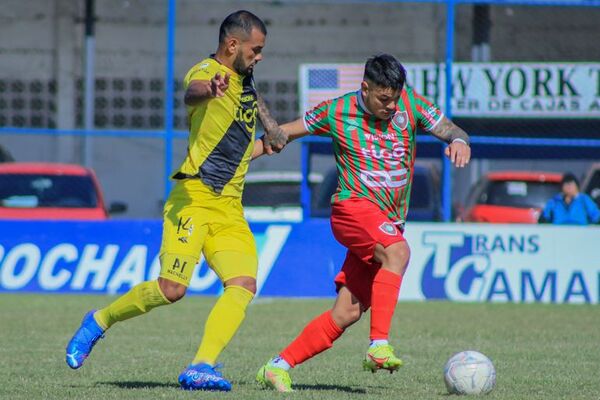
539, 172, 600, 225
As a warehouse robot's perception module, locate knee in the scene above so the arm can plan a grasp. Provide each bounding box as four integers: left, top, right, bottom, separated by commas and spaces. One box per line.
225, 276, 257, 296
376, 241, 411, 275
331, 304, 362, 329
158, 278, 187, 303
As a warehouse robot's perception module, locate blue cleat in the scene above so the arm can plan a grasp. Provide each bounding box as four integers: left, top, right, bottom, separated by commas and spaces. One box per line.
178, 363, 232, 391
65, 310, 105, 369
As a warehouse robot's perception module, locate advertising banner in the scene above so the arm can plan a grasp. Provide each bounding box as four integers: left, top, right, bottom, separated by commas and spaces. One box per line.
300, 63, 600, 118
1, 221, 599, 304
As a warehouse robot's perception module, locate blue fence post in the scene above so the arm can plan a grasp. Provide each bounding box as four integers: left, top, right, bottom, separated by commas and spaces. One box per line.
300, 140, 311, 220
164, 0, 176, 201
442, 0, 456, 222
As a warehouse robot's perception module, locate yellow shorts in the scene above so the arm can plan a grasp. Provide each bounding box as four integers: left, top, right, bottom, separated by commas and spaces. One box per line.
159, 179, 258, 286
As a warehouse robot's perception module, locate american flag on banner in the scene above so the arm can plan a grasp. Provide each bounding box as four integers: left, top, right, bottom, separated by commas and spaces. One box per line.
301, 64, 364, 112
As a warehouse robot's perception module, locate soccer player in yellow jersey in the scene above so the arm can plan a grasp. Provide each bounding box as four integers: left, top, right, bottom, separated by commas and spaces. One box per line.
65, 10, 286, 391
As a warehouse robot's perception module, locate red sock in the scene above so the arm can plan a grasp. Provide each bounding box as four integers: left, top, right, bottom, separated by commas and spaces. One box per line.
370, 268, 403, 340
280, 310, 344, 367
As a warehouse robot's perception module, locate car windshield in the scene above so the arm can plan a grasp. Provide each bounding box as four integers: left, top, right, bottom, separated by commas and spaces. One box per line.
0, 174, 98, 208
483, 180, 560, 209
242, 181, 322, 208
242, 182, 302, 207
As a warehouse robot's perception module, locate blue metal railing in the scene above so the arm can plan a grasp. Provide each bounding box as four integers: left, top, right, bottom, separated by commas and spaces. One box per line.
1, 0, 599, 220
164, 0, 177, 200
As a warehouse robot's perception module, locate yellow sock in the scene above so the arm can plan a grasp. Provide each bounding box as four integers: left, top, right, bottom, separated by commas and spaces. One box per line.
192, 285, 254, 365
94, 280, 171, 330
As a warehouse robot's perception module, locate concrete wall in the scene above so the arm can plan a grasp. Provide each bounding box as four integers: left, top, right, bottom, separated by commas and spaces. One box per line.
1, 0, 599, 217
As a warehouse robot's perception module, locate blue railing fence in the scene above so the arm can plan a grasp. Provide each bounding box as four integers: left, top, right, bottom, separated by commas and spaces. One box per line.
1, 0, 599, 220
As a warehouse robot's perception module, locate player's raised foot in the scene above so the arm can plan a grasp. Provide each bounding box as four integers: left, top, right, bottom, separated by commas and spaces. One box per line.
363, 344, 403, 373
65, 310, 105, 369
178, 363, 232, 391
256, 364, 294, 392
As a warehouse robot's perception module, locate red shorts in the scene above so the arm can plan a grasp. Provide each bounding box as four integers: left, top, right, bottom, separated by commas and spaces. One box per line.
330, 197, 406, 308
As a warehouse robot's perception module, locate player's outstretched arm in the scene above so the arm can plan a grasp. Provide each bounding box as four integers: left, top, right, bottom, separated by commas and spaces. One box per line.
257, 95, 288, 154
251, 118, 310, 160
251, 136, 267, 160
184, 72, 230, 106
282, 118, 311, 142
429, 116, 471, 168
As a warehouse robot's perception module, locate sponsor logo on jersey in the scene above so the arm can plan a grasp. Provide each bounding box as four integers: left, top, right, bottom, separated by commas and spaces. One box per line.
422, 106, 440, 126
392, 111, 408, 130
346, 119, 360, 132
360, 169, 408, 189
360, 142, 406, 166
305, 110, 320, 126
379, 222, 398, 236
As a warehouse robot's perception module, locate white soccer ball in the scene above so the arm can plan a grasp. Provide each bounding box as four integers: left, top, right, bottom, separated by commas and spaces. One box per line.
443, 350, 496, 395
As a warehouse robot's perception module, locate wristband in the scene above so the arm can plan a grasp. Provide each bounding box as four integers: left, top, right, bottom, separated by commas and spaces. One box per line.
452, 138, 469, 146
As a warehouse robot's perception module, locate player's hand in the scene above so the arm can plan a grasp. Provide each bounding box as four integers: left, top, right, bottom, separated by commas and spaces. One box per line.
263, 126, 289, 154
445, 141, 471, 168
210, 72, 230, 97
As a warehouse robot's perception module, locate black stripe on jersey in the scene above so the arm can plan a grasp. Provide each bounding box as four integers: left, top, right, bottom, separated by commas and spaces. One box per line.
197, 75, 256, 194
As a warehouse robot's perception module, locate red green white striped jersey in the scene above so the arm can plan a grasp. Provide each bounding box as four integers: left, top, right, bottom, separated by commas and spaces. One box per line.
303, 86, 443, 224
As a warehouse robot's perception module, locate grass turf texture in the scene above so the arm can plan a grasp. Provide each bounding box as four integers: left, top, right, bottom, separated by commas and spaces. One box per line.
1, 294, 598, 399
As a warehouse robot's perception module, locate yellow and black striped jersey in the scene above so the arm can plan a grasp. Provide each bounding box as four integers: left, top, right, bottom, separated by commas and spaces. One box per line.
174, 56, 258, 197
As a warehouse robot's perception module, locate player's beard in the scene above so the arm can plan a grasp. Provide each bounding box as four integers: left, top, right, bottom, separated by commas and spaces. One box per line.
233, 52, 253, 76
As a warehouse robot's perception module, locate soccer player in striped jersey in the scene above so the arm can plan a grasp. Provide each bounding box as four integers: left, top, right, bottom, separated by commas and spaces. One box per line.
255, 54, 471, 392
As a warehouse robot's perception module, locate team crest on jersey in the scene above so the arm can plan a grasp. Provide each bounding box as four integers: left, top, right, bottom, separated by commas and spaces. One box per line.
379, 222, 398, 236
392, 111, 408, 130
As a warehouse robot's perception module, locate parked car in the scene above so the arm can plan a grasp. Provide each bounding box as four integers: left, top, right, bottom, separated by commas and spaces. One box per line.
457, 171, 562, 224
0, 162, 127, 220
242, 171, 323, 222
0, 145, 14, 162
312, 163, 442, 221
581, 162, 600, 209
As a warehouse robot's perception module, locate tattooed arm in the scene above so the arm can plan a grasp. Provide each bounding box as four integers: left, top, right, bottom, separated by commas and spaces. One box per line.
257, 95, 288, 154
252, 118, 311, 160
184, 72, 230, 106
429, 116, 471, 168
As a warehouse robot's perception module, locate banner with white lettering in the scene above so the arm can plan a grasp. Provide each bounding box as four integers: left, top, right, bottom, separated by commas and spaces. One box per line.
401, 224, 600, 304
1, 221, 599, 304
300, 63, 600, 118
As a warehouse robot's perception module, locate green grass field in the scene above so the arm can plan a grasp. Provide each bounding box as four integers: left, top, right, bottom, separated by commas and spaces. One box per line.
1, 294, 599, 399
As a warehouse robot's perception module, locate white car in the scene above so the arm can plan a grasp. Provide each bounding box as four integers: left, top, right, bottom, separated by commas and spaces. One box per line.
242, 171, 323, 222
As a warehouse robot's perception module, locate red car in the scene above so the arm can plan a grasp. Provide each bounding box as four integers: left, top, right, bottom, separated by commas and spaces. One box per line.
0, 162, 126, 220
458, 171, 562, 224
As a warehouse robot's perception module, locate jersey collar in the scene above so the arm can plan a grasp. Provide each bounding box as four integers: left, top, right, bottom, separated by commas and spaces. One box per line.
356, 90, 372, 115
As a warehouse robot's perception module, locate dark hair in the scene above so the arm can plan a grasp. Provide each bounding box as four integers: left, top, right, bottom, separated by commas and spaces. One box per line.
219, 10, 267, 43
363, 54, 407, 91
561, 172, 579, 187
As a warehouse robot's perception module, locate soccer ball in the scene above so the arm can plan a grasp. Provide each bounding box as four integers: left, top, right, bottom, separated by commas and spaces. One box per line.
443, 350, 496, 395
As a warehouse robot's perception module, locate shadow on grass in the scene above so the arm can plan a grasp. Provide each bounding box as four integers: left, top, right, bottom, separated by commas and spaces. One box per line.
98, 381, 180, 389
294, 383, 367, 394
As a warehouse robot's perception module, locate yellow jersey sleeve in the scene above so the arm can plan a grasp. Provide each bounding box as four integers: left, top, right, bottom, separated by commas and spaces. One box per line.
183, 59, 221, 89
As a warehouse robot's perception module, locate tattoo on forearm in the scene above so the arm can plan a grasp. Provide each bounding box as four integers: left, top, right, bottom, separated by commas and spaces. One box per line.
257, 95, 288, 148
431, 118, 470, 145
